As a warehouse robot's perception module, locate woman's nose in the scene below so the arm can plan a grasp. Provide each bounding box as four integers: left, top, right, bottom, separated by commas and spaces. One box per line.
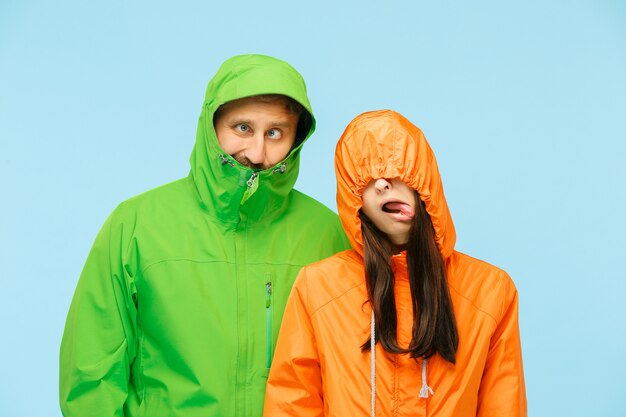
374, 178, 391, 193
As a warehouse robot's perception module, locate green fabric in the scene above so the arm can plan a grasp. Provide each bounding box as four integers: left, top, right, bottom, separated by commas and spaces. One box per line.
60, 54, 350, 417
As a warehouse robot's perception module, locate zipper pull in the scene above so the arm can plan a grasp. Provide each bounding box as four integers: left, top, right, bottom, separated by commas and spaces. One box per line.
240, 171, 259, 205
265, 281, 272, 308
218, 153, 235, 167
265, 280, 274, 369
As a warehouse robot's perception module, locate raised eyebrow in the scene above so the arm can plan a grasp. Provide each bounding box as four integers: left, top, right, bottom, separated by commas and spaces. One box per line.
268, 121, 293, 129
227, 119, 292, 129
229, 118, 253, 126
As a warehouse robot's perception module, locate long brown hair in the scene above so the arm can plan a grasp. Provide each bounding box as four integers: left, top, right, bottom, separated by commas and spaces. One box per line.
360, 192, 458, 363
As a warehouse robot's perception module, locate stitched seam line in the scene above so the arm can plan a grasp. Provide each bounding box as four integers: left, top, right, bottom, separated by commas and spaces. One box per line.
142, 258, 309, 275
309, 281, 365, 318
448, 283, 499, 324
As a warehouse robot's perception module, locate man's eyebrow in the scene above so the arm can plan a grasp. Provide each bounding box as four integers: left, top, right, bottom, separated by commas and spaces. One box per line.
269, 121, 295, 128
227, 118, 294, 129
228, 118, 253, 125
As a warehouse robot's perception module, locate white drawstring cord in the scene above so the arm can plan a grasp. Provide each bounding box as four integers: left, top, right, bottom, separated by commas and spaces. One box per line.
419, 359, 434, 398
371, 311, 433, 417
371, 310, 376, 417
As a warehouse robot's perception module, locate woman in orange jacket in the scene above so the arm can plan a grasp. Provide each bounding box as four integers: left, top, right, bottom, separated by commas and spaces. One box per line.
263, 110, 527, 417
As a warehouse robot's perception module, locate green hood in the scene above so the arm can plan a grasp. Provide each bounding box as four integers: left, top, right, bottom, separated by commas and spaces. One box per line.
189, 54, 315, 226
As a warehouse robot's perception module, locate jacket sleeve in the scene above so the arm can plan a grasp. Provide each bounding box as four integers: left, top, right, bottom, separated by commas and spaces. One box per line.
477, 273, 527, 417
263, 267, 324, 417
60, 209, 138, 417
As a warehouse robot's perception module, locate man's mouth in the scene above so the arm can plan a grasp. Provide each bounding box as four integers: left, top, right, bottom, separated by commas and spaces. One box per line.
235, 155, 265, 170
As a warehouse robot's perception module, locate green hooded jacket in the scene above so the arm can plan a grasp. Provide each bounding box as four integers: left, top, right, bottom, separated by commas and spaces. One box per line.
60, 54, 350, 417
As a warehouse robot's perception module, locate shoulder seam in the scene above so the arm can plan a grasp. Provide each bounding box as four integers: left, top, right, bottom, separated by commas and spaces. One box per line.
309, 280, 365, 318
448, 282, 499, 324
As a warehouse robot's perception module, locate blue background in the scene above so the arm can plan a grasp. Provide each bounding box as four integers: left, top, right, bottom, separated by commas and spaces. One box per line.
1, 1, 625, 416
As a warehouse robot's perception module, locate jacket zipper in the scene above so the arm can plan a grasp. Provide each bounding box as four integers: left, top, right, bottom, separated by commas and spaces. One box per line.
240, 171, 259, 205
265, 280, 273, 368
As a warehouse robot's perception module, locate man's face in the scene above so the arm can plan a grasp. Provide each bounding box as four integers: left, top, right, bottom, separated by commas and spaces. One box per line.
214, 96, 299, 170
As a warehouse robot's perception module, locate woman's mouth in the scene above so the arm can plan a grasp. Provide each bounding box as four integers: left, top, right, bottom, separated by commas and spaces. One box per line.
382, 201, 415, 221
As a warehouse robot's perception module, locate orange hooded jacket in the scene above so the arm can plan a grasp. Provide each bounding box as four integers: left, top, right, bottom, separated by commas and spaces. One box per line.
263, 110, 527, 417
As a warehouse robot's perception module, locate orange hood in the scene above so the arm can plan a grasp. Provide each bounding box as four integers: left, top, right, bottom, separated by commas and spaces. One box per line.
335, 110, 456, 259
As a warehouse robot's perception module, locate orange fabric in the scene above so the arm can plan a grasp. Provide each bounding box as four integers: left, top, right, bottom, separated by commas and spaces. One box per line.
264, 110, 526, 417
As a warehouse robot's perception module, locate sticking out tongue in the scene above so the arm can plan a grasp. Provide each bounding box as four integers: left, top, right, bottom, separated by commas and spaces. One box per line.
383, 202, 415, 221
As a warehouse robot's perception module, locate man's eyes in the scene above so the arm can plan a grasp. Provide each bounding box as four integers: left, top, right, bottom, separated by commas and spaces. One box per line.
235, 123, 249, 132
267, 129, 282, 139
233, 124, 283, 139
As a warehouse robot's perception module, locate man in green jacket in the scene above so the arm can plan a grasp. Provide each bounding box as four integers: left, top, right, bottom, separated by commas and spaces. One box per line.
60, 54, 350, 417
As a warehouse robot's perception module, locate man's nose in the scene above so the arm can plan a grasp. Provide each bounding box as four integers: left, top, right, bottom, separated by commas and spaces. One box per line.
374, 178, 391, 193
245, 135, 266, 165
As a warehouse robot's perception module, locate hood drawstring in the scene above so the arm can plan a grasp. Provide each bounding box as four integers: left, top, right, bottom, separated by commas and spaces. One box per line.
419, 359, 434, 398
370, 311, 434, 417
371, 310, 376, 417
272, 163, 287, 174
